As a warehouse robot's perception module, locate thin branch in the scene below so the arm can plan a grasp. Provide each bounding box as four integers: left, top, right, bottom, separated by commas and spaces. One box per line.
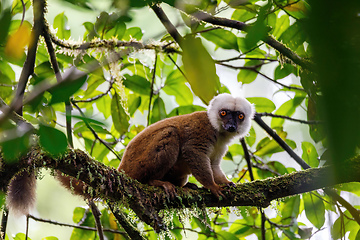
254, 113, 360, 224
217, 62, 305, 91
254, 113, 310, 169
20, 0, 26, 26
254, 70, 305, 91
49, 31, 180, 53
13, 0, 45, 115
150, 4, 184, 46
28, 215, 126, 234
167, 54, 188, 81
216, 56, 278, 63
0, 208, 8, 240
108, 202, 145, 240
185, 9, 313, 70
72, 79, 114, 103
88, 200, 104, 240
71, 101, 122, 161
257, 112, 322, 125
43, 25, 75, 148
240, 138, 254, 181
147, 53, 157, 126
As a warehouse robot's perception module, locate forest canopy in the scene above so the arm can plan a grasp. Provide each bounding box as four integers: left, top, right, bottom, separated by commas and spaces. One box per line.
1, 0, 360, 239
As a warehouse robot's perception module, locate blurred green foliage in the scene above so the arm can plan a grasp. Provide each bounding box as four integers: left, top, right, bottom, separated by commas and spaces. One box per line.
1, 0, 360, 239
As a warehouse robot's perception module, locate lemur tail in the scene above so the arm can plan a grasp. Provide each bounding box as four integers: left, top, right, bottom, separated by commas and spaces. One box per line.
6, 171, 36, 216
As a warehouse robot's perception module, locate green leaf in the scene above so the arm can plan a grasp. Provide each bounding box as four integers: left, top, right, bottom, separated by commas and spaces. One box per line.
111, 92, 129, 135
229, 219, 257, 237
0, 8, 11, 45
335, 182, 360, 197
301, 142, 319, 167
279, 21, 306, 51
150, 97, 166, 124
245, 127, 256, 147
237, 60, 260, 84
244, 5, 270, 49
271, 96, 305, 128
123, 74, 151, 95
96, 94, 112, 119
123, 27, 143, 41
13, 233, 31, 240
182, 36, 220, 104
303, 192, 325, 229
274, 64, 296, 80
201, 28, 239, 50
227, 144, 244, 158
272, 14, 290, 38
11, 0, 31, 15
331, 210, 359, 240
246, 97, 275, 112
54, 12, 71, 40
0, 125, 31, 163
128, 95, 141, 116
104, 18, 126, 39
70, 115, 106, 126
231, 8, 256, 22
217, 231, 239, 240
281, 195, 300, 224
163, 70, 193, 105
0, 72, 13, 102
255, 130, 296, 156
49, 72, 87, 105
71, 207, 95, 240
42, 237, 58, 240
355, 229, 360, 240
39, 124, 68, 155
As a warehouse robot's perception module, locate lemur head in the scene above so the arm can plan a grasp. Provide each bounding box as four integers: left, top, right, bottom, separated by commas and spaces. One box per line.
207, 93, 255, 138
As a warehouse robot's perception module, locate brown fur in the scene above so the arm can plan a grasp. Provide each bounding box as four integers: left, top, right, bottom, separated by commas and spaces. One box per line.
6, 94, 253, 213
6, 171, 36, 215
118, 111, 234, 198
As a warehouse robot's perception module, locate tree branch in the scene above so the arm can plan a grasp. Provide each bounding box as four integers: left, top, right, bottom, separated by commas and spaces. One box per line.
150, 4, 184, 46
2, 147, 360, 231
186, 9, 313, 70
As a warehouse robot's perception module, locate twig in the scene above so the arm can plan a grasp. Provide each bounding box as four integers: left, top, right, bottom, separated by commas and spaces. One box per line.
13, 0, 45, 115
216, 56, 278, 63
72, 79, 114, 103
147, 53, 158, 126
28, 215, 126, 234
254, 70, 305, 91
0, 208, 8, 240
240, 138, 254, 181
150, 4, 184, 46
185, 9, 312, 70
108, 202, 145, 240
254, 113, 310, 169
167, 54, 188, 81
71, 101, 122, 161
49, 31, 179, 53
20, 0, 26, 26
254, 113, 360, 224
257, 112, 322, 125
88, 200, 104, 240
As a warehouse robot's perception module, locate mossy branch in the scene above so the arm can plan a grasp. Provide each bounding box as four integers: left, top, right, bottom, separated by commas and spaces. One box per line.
1, 147, 360, 231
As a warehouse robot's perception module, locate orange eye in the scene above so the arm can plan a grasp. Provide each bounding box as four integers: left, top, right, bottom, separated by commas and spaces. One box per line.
220, 110, 227, 116
238, 113, 245, 120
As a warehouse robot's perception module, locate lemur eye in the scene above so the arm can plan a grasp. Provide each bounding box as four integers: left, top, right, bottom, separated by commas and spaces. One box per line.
238, 113, 245, 120
220, 110, 227, 116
